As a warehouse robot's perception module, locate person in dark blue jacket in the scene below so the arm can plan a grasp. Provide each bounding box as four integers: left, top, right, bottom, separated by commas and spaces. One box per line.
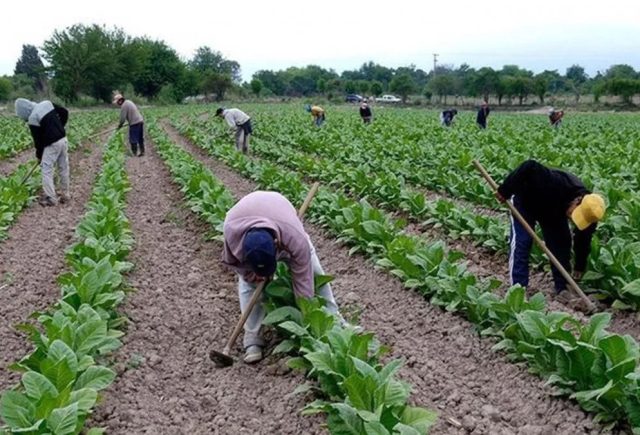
476, 101, 490, 129
15, 98, 70, 206
496, 160, 605, 298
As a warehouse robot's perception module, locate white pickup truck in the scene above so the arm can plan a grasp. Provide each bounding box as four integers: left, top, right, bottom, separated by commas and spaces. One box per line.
376, 94, 402, 103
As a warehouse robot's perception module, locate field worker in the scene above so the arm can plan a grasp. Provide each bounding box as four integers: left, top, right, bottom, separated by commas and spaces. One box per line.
113, 93, 145, 157
439, 108, 458, 127
495, 160, 606, 299
215, 107, 253, 153
305, 104, 325, 127
548, 108, 564, 127
476, 101, 490, 129
359, 100, 373, 124
15, 98, 70, 207
222, 191, 342, 363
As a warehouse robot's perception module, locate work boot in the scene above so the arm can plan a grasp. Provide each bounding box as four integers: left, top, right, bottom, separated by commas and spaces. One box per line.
555, 289, 574, 305
59, 193, 71, 204
243, 345, 263, 364
38, 196, 57, 207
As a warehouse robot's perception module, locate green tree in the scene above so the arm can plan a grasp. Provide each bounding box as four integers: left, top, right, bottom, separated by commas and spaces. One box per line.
0, 77, 12, 101
565, 65, 587, 85
370, 81, 383, 97
202, 72, 233, 101
43, 24, 130, 102
344, 80, 357, 94
389, 73, 415, 103
605, 64, 637, 80
190, 46, 241, 82
532, 73, 549, 104
14, 44, 46, 92
250, 78, 263, 97
427, 75, 454, 104
129, 38, 185, 100
604, 78, 640, 104
470, 67, 498, 102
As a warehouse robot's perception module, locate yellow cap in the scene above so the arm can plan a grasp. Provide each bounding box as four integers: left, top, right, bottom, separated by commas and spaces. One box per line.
571, 193, 606, 230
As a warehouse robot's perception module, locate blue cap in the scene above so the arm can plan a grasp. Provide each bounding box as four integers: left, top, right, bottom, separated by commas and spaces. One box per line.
243, 229, 277, 277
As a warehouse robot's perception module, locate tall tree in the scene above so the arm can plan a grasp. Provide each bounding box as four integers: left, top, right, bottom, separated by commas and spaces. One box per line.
43, 24, 130, 102
389, 73, 416, 103
130, 38, 185, 99
190, 46, 241, 83
14, 44, 46, 92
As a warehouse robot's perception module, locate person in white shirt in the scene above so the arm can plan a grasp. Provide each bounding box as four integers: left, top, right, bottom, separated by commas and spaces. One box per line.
215, 107, 253, 153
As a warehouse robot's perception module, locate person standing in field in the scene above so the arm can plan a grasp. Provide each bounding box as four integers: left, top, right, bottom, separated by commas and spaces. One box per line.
439, 108, 458, 127
222, 191, 343, 363
215, 107, 253, 154
306, 104, 325, 127
476, 101, 490, 129
113, 93, 145, 157
548, 108, 564, 127
495, 159, 606, 300
359, 100, 373, 124
14, 98, 70, 207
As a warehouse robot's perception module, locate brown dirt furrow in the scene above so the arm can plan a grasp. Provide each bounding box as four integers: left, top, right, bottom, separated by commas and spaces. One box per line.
0, 138, 106, 391
92, 138, 321, 434
0, 148, 34, 177
163, 123, 603, 434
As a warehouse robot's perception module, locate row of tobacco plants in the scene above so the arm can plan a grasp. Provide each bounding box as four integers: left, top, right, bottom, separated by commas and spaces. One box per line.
147, 119, 438, 434
0, 132, 133, 434
172, 113, 640, 432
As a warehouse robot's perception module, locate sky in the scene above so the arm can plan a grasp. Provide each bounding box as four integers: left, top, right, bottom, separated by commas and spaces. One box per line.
1, 0, 639, 81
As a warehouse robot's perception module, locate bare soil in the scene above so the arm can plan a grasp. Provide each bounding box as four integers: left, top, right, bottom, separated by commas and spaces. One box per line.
0, 138, 106, 391
163, 123, 604, 434
0, 148, 34, 177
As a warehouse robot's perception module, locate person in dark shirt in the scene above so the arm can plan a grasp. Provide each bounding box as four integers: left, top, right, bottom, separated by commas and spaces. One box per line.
476, 101, 490, 129
548, 108, 564, 127
495, 160, 606, 296
359, 101, 372, 124
15, 98, 70, 206
440, 109, 457, 127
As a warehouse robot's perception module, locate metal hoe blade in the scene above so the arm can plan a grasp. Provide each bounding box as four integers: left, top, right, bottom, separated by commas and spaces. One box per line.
209, 349, 234, 368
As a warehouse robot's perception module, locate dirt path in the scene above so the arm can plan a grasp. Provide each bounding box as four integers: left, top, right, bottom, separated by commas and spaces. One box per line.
163, 123, 601, 434
0, 138, 106, 391
91, 138, 322, 434
0, 148, 33, 177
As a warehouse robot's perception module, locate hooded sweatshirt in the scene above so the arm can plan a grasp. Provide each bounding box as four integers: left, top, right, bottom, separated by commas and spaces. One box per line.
15, 99, 68, 159
222, 191, 314, 298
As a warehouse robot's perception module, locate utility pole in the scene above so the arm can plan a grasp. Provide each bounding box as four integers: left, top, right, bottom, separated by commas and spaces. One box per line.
433, 53, 439, 76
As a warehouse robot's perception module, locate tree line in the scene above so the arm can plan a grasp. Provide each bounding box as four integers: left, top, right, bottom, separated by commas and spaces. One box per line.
1, 24, 639, 106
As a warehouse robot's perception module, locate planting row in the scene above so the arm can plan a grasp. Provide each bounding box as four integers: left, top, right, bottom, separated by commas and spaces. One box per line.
170, 116, 640, 432
176, 113, 640, 311
0, 111, 114, 241
0, 132, 133, 434
148, 120, 437, 434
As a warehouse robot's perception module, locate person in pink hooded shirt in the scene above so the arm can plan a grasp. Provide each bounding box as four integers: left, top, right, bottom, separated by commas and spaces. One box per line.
222, 191, 341, 363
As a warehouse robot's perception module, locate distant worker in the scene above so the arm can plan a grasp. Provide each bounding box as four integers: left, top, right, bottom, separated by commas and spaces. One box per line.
306, 104, 325, 127
548, 108, 564, 127
476, 101, 490, 129
440, 109, 458, 127
215, 107, 253, 153
113, 93, 145, 157
495, 159, 606, 300
359, 100, 373, 124
15, 98, 70, 207
222, 191, 342, 363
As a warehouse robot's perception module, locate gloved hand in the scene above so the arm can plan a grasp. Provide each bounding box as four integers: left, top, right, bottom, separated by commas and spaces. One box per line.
495, 192, 506, 203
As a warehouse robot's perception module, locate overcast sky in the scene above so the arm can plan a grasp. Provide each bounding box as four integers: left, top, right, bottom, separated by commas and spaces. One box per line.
2, 0, 639, 81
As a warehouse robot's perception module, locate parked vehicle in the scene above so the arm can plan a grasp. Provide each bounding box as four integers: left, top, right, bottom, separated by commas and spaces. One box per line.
345, 94, 363, 103
376, 94, 401, 103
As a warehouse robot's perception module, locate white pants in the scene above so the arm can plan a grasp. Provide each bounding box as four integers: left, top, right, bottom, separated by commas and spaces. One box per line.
41, 138, 69, 202
238, 240, 339, 348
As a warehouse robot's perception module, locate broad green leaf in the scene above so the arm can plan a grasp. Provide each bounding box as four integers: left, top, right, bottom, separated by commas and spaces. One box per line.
74, 366, 116, 391
363, 421, 391, 435
46, 403, 79, 435
69, 388, 98, 411
263, 307, 302, 326
278, 321, 308, 337
0, 391, 36, 429
21, 371, 58, 401
74, 320, 107, 355
399, 406, 438, 433
327, 403, 365, 434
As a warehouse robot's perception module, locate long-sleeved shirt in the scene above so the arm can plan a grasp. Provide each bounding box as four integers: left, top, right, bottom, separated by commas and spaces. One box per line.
311, 106, 324, 119
498, 159, 595, 271
222, 191, 314, 298
27, 101, 68, 160
222, 108, 250, 130
476, 106, 490, 126
119, 100, 143, 128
